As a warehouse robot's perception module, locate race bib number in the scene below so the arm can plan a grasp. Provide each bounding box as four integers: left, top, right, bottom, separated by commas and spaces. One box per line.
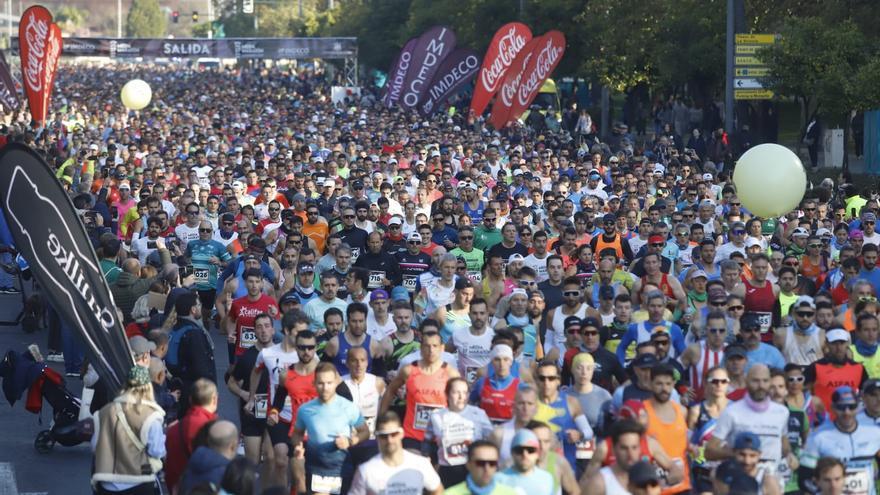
465, 366, 479, 384
403, 275, 418, 292
444, 440, 471, 462
467, 271, 482, 283
756, 312, 772, 334
368, 271, 385, 289
254, 393, 268, 419
844, 468, 870, 495
193, 267, 210, 283
413, 403, 441, 431
311, 474, 342, 495
239, 327, 256, 348
283, 395, 292, 414
199, 177, 210, 189
576, 439, 595, 460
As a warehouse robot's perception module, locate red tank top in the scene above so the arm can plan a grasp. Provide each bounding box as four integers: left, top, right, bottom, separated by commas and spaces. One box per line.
814, 362, 863, 419
479, 376, 520, 422
689, 343, 724, 403
282, 368, 316, 426
403, 362, 450, 441
602, 435, 652, 466
639, 273, 674, 299
743, 279, 775, 313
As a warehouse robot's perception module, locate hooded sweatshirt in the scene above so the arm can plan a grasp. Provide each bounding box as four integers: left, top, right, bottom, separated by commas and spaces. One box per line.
178, 446, 230, 495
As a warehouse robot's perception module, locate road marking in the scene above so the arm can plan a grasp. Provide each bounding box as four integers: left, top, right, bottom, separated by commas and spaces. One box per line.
0, 463, 18, 495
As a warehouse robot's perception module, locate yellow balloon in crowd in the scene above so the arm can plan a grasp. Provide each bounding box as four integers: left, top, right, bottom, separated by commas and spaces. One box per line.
733, 143, 807, 218
120, 79, 152, 110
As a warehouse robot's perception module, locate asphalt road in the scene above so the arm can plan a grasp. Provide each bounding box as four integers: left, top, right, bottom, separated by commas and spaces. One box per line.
0, 314, 239, 495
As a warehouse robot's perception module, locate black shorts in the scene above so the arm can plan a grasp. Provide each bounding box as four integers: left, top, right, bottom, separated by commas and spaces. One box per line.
197, 289, 216, 311
240, 412, 267, 438
268, 420, 292, 448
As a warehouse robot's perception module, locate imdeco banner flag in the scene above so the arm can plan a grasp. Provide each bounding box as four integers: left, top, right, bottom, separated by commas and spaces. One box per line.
418, 48, 481, 116
383, 37, 418, 108
0, 144, 133, 392
399, 26, 457, 111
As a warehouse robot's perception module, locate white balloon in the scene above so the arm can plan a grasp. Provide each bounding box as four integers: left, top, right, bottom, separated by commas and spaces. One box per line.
120, 79, 152, 110
733, 143, 806, 218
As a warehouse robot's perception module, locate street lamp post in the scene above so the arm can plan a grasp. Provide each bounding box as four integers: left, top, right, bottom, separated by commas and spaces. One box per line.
117, 0, 122, 37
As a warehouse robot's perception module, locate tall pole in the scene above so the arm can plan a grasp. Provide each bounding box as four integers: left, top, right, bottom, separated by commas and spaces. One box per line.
207, 0, 213, 39
298, 0, 303, 18
6, 0, 11, 46
117, 0, 122, 37
724, 0, 734, 134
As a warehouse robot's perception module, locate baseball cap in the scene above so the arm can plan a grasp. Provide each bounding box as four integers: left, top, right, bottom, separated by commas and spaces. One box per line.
740, 312, 763, 330
733, 431, 762, 451
581, 316, 601, 329
724, 344, 748, 359
455, 278, 474, 291
129, 335, 156, 355
648, 234, 666, 244
792, 227, 810, 238
508, 253, 525, 263
816, 227, 832, 238
390, 286, 410, 302
407, 232, 422, 242
564, 316, 582, 330
370, 289, 389, 302
863, 379, 880, 394
865, 212, 877, 222
690, 269, 708, 280
702, 172, 713, 181
708, 286, 727, 303
511, 429, 540, 449
388, 216, 402, 226
745, 238, 762, 249
826, 328, 851, 343
793, 295, 815, 310
279, 291, 299, 305
832, 385, 859, 406
632, 353, 658, 368
618, 399, 646, 419
850, 229, 865, 240
628, 460, 660, 487
118, 181, 131, 190
602, 213, 616, 224
297, 262, 315, 274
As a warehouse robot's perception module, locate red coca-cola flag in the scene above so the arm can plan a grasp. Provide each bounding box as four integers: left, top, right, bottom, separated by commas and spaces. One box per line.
19, 6, 61, 124
470, 22, 532, 118
503, 30, 566, 127
488, 35, 544, 130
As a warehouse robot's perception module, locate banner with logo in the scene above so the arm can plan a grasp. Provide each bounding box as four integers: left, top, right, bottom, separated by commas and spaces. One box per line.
18, 6, 61, 124
504, 30, 565, 125
0, 144, 133, 393
399, 26, 457, 111
418, 48, 481, 116
470, 22, 532, 117
382, 37, 418, 108
12, 37, 358, 60
0, 51, 21, 112
488, 35, 544, 130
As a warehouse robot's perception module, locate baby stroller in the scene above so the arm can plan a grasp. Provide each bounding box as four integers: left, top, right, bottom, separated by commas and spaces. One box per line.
0, 345, 93, 453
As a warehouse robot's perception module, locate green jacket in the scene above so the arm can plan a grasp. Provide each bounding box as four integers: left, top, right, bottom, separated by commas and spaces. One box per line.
100, 259, 122, 285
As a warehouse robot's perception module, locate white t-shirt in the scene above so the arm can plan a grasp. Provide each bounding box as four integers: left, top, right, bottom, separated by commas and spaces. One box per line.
349, 450, 442, 495
255, 343, 299, 421
367, 312, 396, 341
713, 398, 789, 465
863, 231, 880, 246
450, 327, 495, 384
175, 223, 200, 245
523, 253, 550, 282
426, 406, 494, 466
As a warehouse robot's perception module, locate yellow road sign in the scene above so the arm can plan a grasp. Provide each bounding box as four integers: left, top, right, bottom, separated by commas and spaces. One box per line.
735, 67, 770, 77
735, 89, 774, 100
735, 56, 765, 66
735, 44, 766, 54
735, 33, 776, 44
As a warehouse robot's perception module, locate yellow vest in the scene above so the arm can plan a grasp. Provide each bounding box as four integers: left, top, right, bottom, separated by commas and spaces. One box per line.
851, 345, 880, 379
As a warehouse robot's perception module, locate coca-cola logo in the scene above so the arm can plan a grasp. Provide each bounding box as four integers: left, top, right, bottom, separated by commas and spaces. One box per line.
43, 28, 61, 98
516, 39, 562, 106
499, 52, 531, 107
480, 26, 527, 92
22, 12, 48, 93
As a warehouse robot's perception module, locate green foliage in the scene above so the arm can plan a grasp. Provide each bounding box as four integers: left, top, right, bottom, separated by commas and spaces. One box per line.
759, 17, 878, 125
55, 5, 87, 30
126, 0, 167, 38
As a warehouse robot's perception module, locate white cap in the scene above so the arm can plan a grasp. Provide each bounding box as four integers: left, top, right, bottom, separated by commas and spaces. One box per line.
508, 253, 525, 262
793, 295, 816, 309
827, 329, 850, 343
387, 216, 402, 226
816, 227, 832, 237
702, 173, 714, 181
745, 238, 763, 248
513, 169, 524, 176
408, 232, 422, 242
792, 227, 810, 238
232, 180, 244, 190
430, 150, 441, 158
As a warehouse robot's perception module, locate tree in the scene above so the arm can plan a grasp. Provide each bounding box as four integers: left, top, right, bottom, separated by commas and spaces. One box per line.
126, 0, 167, 37
55, 6, 87, 33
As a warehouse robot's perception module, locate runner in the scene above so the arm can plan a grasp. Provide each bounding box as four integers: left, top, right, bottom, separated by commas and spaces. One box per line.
225, 268, 280, 362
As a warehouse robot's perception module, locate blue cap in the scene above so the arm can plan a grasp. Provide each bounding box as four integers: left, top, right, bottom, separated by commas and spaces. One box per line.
832, 385, 858, 406
390, 286, 410, 302
733, 431, 761, 451
511, 429, 539, 449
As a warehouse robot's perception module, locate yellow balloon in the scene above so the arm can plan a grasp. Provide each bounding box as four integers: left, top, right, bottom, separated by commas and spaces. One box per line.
120, 79, 152, 110
733, 143, 806, 218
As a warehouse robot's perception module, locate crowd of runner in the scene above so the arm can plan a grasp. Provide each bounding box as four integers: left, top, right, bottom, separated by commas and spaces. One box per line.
8, 63, 880, 495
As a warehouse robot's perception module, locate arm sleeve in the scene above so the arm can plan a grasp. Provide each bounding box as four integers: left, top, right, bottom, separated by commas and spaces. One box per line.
272, 382, 289, 410
146, 419, 167, 459
616, 327, 635, 365
348, 467, 367, 495
672, 325, 687, 356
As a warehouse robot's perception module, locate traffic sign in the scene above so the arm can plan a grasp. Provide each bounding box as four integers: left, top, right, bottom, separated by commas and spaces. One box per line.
735, 56, 766, 66
735, 45, 763, 54
735, 33, 776, 44
735, 78, 763, 89
735, 67, 769, 77
735, 89, 774, 100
